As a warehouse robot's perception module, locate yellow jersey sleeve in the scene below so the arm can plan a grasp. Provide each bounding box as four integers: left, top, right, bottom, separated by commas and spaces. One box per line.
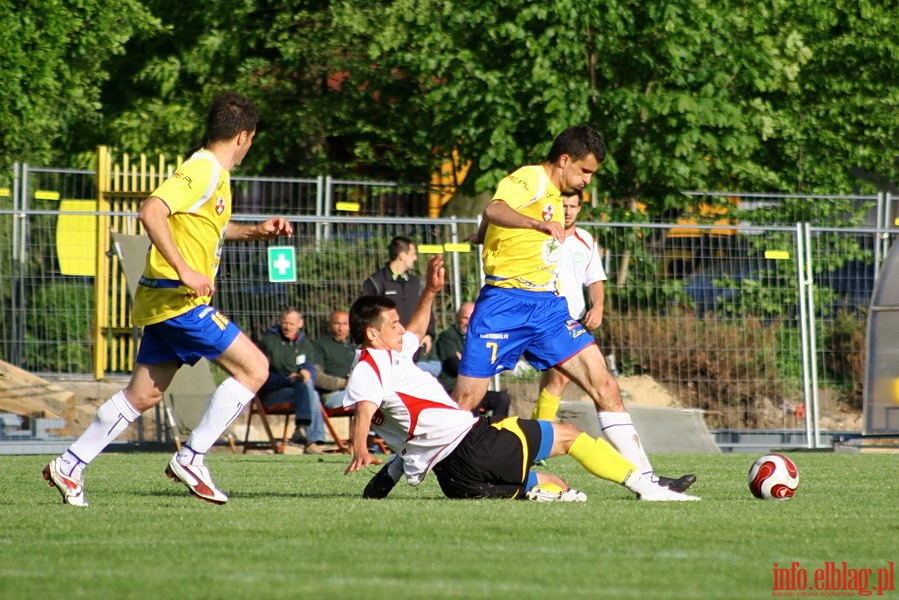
482, 165, 562, 292
132, 150, 232, 326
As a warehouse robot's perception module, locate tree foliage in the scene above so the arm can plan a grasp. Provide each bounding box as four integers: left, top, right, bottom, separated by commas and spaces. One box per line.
2, 0, 897, 208
0, 0, 159, 168
334, 0, 899, 212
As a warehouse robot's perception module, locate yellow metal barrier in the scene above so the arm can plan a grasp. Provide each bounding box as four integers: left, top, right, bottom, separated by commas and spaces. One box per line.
92, 146, 177, 379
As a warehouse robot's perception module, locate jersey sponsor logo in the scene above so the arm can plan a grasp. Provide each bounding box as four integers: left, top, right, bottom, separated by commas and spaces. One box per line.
215, 195, 225, 215
506, 174, 531, 191
173, 171, 193, 188
542, 203, 554, 221
478, 333, 509, 340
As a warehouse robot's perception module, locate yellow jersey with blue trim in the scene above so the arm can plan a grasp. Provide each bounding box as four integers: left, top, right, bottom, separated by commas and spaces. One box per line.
132, 149, 231, 326
482, 165, 562, 292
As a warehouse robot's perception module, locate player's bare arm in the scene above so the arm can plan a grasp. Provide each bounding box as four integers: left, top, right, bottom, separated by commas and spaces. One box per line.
406, 255, 445, 342
344, 400, 382, 474
465, 213, 489, 244
225, 217, 293, 241
583, 280, 605, 329
484, 200, 565, 243
139, 196, 213, 297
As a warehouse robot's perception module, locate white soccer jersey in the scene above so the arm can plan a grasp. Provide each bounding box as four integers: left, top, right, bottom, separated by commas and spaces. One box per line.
557, 227, 607, 319
343, 332, 479, 485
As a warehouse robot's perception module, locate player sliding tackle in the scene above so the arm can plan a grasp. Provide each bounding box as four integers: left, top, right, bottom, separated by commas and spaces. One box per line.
344, 255, 699, 501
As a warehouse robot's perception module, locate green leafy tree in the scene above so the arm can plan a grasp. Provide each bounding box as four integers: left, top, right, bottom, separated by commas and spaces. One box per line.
0, 0, 159, 168
97, 0, 433, 179
333, 0, 898, 212
754, 1, 899, 193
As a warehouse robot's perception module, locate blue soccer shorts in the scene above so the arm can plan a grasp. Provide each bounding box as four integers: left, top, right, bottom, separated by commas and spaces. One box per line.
136, 305, 240, 366
458, 285, 595, 378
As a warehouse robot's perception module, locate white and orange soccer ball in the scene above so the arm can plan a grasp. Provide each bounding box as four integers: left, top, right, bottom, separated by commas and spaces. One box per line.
748, 453, 799, 499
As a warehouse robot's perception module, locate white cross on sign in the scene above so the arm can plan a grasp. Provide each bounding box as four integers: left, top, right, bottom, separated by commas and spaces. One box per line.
267, 246, 296, 282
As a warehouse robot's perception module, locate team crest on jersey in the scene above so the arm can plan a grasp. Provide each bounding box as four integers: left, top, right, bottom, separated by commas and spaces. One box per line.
541, 238, 561, 266
215, 196, 225, 215
542, 203, 554, 221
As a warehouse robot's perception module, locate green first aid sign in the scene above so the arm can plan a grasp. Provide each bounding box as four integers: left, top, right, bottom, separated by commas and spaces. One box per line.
267, 246, 296, 282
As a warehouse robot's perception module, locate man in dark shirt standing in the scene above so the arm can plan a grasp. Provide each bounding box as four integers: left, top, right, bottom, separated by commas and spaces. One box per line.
362, 235, 439, 375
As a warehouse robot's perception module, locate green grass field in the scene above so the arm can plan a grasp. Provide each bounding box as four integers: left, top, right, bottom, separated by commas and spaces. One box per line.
1, 451, 896, 599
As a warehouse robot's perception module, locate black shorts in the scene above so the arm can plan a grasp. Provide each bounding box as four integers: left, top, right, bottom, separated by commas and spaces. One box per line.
432, 416, 542, 499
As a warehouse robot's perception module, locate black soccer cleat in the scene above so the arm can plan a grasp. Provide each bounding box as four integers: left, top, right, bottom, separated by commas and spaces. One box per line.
657, 473, 697, 493
362, 462, 399, 499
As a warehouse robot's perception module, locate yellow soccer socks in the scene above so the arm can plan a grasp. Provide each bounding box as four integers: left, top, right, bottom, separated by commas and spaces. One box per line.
567, 432, 635, 484
531, 389, 562, 421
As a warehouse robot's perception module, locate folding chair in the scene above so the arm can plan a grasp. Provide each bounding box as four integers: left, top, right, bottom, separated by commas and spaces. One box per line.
320, 404, 352, 454
242, 396, 293, 454
165, 358, 237, 452
320, 404, 389, 454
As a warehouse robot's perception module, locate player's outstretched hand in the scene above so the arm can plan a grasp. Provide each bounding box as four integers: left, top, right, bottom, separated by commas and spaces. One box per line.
345, 450, 382, 475
257, 217, 294, 240
425, 255, 445, 292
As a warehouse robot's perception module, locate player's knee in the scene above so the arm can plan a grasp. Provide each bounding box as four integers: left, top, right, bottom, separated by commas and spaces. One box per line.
123, 387, 162, 412
452, 378, 488, 410
231, 349, 270, 392
550, 422, 581, 451
590, 376, 624, 411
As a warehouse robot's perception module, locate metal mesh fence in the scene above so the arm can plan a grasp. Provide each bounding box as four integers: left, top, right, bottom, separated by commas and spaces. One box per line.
0, 163, 890, 445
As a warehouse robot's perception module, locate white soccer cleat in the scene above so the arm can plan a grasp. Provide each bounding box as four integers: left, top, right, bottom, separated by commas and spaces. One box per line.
525, 486, 588, 503
638, 483, 701, 502
165, 454, 228, 505
43, 457, 88, 507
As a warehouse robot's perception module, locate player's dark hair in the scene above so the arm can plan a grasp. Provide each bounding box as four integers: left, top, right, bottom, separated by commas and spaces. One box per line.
388, 236, 414, 261
206, 92, 259, 143
350, 295, 397, 345
546, 125, 606, 164
561, 189, 584, 206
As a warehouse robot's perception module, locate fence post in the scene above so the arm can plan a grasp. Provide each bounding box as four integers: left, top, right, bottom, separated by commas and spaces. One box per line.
322, 175, 333, 244
796, 223, 814, 448
796, 222, 822, 448
315, 175, 325, 247
449, 216, 463, 311
93, 146, 112, 380
10, 163, 26, 366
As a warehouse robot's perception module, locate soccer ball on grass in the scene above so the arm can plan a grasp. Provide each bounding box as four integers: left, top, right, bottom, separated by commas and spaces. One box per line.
747, 453, 799, 500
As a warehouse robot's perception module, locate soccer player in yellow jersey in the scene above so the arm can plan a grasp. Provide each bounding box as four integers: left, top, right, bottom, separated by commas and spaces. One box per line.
43, 92, 293, 506
455, 126, 697, 495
